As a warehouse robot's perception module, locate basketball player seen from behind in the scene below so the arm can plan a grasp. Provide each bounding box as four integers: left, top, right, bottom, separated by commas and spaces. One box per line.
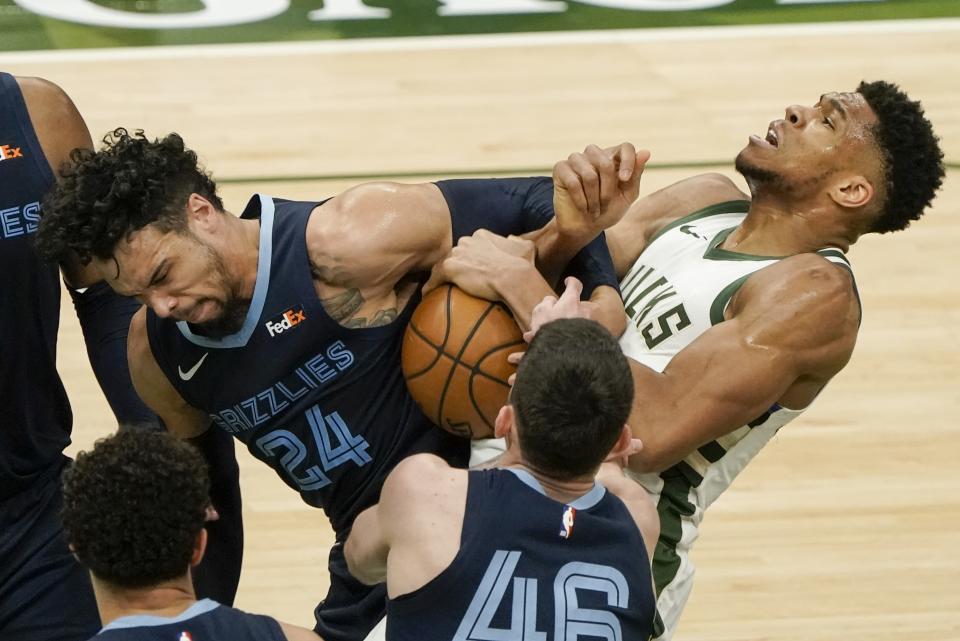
61, 430, 322, 641
439, 80, 945, 640
345, 318, 660, 640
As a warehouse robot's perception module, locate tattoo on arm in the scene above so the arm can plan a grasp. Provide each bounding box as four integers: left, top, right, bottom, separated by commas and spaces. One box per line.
343, 308, 399, 329
322, 288, 399, 328
323, 288, 364, 322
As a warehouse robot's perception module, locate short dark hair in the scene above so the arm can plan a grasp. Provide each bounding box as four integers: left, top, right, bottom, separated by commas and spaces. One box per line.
35, 128, 223, 264
857, 81, 944, 234
61, 430, 210, 589
511, 318, 634, 480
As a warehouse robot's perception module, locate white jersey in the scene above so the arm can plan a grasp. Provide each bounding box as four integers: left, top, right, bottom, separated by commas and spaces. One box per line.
619, 200, 856, 640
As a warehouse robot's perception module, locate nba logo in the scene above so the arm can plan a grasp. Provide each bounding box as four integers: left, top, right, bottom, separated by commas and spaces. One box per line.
559, 505, 576, 539
179, 632, 193, 641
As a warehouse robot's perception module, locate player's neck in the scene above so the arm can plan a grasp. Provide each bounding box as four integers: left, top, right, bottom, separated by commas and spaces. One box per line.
93, 574, 198, 626
732, 195, 855, 255
220, 214, 264, 301
503, 460, 597, 505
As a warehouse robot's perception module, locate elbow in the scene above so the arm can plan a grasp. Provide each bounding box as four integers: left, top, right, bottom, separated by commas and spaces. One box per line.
628, 444, 675, 475
343, 538, 380, 587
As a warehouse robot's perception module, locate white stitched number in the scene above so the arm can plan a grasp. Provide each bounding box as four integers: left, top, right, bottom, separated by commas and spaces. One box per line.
255, 406, 371, 491
454, 551, 628, 641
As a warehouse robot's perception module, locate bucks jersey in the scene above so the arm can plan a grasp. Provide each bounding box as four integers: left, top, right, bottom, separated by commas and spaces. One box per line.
94, 599, 285, 640
146, 195, 467, 536
387, 468, 655, 641
618, 200, 857, 639
0, 72, 73, 499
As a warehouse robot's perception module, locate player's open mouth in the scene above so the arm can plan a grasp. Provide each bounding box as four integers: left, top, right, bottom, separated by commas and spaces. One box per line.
765, 125, 779, 148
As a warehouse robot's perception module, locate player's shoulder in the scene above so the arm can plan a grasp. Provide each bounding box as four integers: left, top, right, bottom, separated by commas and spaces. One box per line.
645, 173, 746, 235
13, 76, 92, 176
382, 453, 461, 502
747, 252, 858, 308
15, 76, 69, 106
316, 181, 443, 223
610, 173, 749, 275
733, 252, 861, 351
376, 454, 465, 535
306, 181, 446, 257
666, 172, 750, 214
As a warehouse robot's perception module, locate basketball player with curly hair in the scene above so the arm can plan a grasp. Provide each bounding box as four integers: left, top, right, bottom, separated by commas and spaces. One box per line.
477, 80, 944, 640
62, 430, 321, 641
35, 130, 644, 641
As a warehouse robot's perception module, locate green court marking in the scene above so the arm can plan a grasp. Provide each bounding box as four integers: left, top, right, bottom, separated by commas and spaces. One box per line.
1, 0, 959, 52
216, 160, 958, 185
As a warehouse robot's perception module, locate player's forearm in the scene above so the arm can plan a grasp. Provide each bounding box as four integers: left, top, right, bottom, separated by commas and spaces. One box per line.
589, 286, 627, 338
71, 281, 159, 428
492, 261, 554, 332
522, 219, 594, 288
624, 349, 794, 473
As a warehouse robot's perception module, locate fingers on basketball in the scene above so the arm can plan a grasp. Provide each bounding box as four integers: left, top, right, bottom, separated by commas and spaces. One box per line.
402, 284, 525, 439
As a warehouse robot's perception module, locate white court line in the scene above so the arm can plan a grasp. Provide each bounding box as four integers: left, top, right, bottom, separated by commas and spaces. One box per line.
0, 17, 958, 64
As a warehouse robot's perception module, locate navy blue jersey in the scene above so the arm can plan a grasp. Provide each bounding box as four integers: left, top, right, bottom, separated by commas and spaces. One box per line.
0, 72, 72, 499
387, 468, 656, 641
94, 599, 285, 640
146, 195, 467, 535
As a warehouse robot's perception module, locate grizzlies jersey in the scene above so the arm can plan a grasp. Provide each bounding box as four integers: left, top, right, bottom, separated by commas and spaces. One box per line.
146, 195, 466, 535
387, 468, 656, 641
0, 72, 72, 498
618, 200, 858, 639
94, 599, 285, 640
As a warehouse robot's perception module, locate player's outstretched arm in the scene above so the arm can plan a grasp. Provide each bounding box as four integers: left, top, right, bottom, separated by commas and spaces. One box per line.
308, 178, 625, 334
625, 254, 860, 473
127, 308, 211, 438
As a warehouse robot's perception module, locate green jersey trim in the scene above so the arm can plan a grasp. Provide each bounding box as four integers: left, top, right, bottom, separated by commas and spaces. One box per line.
652, 473, 697, 597
709, 273, 753, 326
705, 230, 855, 325
646, 200, 750, 247
704, 227, 788, 261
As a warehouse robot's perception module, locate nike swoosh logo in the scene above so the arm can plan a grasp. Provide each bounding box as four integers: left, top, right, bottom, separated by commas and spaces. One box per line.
178, 352, 209, 381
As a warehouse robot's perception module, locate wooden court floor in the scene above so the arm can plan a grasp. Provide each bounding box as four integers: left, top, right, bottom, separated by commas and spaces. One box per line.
3, 19, 957, 641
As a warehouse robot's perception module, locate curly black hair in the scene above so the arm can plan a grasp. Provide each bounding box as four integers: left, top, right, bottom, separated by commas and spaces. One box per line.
512, 318, 634, 480
61, 430, 210, 589
34, 128, 223, 264
857, 81, 945, 234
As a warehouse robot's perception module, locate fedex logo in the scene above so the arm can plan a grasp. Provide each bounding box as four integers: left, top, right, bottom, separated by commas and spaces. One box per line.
265, 305, 307, 337
0, 144, 24, 161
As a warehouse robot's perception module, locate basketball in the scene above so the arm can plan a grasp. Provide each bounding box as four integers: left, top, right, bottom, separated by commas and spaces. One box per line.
402, 284, 525, 439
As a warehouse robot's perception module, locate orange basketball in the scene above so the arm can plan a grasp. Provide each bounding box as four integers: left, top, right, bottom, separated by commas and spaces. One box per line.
402, 284, 525, 439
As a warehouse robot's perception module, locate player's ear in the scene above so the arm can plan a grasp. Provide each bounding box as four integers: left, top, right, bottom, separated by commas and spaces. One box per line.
494, 405, 515, 441
191, 528, 208, 567
828, 174, 874, 210
605, 425, 641, 464
186, 192, 219, 229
